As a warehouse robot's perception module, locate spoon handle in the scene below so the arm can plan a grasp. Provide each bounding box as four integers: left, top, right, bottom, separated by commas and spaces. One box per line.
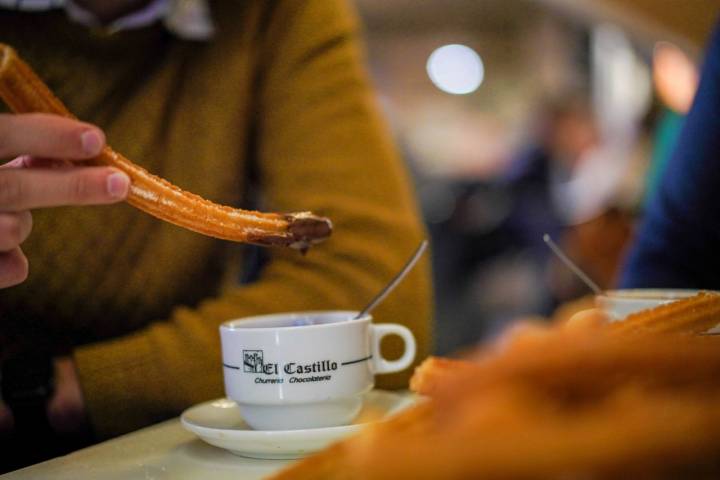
355, 240, 429, 319
543, 234, 602, 295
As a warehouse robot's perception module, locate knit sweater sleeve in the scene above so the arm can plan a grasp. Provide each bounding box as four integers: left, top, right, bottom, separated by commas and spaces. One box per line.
73, 0, 432, 438
619, 21, 720, 289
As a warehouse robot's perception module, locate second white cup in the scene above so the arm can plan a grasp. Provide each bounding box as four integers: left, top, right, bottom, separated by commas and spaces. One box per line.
595, 289, 704, 320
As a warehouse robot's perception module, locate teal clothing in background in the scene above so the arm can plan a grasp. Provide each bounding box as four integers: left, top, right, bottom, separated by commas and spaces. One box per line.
645, 108, 684, 204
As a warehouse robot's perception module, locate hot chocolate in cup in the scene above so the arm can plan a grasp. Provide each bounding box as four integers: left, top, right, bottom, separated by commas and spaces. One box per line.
219, 310, 416, 431
595, 289, 706, 321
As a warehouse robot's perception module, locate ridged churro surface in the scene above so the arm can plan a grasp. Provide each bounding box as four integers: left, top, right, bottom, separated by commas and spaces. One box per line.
609, 291, 720, 335
271, 293, 720, 479
0, 44, 332, 248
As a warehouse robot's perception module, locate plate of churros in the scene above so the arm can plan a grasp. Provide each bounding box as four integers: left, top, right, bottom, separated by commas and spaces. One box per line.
267, 292, 720, 479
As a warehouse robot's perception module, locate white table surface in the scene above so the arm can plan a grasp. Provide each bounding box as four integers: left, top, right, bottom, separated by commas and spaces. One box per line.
1, 419, 292, 480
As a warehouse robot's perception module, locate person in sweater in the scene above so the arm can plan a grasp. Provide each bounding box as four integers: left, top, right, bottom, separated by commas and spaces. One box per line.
0, 0, 432, 470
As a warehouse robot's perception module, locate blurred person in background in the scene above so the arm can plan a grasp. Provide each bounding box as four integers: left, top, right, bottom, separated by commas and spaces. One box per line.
488, 93, 631, 322
620, 19, 720, 289
643, 42, 698, 203
502, 94, 598, 266
0, 0, 431, 471
428, 91, 635, 348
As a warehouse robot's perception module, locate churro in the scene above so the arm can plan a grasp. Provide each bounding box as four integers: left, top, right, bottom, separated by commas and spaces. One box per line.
413, 293, 720, 397
270, 294, 720, 479
0, 44, 332, 249
274, 382, 720, 479
609, 291, 720, 336
307, 386, 720, 480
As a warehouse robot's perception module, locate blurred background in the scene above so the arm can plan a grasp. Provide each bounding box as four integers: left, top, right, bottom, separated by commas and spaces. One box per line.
354, 0, 718, 354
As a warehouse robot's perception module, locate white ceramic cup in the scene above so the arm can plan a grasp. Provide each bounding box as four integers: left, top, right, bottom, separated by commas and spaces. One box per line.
596, 289, 706, 321
219, 310, 416, 431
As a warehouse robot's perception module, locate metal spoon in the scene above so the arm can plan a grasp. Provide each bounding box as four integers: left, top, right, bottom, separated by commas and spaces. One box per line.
355, 240, 429, 319
543, 234, 602, 295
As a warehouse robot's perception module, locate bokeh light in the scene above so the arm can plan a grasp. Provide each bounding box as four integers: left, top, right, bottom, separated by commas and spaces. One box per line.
426, 44, 484, 95
653, 41, 699, 114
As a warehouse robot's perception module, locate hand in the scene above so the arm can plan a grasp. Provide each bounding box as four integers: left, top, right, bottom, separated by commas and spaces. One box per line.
492, 308, 609, 356
47, 356, 88, 434
0, 397, 13, 437
493, 320, 553, 354
563, 308, 609, 330
0, 113, 130, 288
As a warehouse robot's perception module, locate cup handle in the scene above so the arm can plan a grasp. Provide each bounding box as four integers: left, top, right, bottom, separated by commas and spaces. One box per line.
370, 324, 416, 374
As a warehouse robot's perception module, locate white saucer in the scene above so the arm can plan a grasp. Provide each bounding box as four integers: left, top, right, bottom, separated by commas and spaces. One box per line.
180, 390, 417, 459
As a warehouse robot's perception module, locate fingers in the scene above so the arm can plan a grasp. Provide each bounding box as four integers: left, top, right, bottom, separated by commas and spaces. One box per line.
0, 212, 32, 288
0, 167, 130, 211
0, 113, 105, 160
0, 211, 32, 251
1, 155, 72, 170
0, 155, 31, 169
0, 115, 116, 289
0, 247, 29, 288
47, 357, 88, 434
494, 321, 552, 355
0, 397, 13, 437
564, 308, 610, 331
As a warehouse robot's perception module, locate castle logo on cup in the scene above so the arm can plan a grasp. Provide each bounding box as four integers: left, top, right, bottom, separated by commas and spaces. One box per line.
243, 350, 265, 373
220, 311, 416, 430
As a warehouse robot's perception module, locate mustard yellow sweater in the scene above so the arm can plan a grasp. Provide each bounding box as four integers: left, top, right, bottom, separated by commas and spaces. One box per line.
0, 1, 431, 438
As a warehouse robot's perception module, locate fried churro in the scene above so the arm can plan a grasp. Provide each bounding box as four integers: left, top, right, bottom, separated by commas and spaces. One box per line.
321, 386, 720, 480
0, 44, 332, 249
609, 291, 720, 336
274, 347, 720, 480
413, 293, 720, 397
271, 293, 720, 479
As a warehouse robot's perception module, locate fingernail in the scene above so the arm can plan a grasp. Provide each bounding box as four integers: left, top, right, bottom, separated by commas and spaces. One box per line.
80, 130, 104, 155
106, 172, 130, 198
